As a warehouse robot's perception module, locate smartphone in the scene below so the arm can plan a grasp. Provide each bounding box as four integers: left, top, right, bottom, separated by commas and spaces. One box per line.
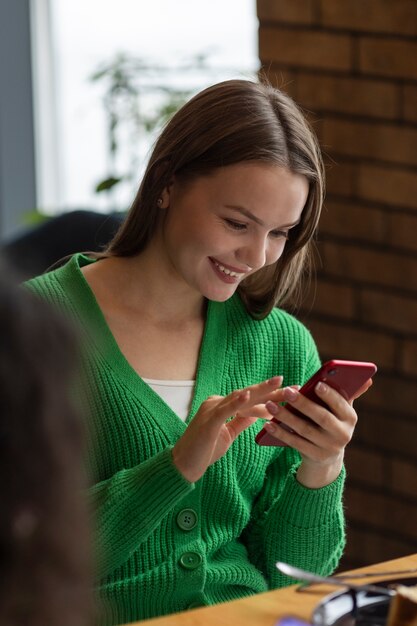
255, 359, 377, 447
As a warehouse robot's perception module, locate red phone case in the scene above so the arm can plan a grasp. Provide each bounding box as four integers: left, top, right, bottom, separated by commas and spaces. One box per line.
255, 359, 377, 447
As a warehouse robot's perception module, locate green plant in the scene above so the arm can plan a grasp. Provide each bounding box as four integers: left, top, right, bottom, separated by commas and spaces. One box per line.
90, 51, 251, 198
22, 209, 50, 226
90, 52, 215, 195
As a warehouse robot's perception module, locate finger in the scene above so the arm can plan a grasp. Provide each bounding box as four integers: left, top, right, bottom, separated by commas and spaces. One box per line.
313, 383, 358, 426
262, 387, 287, 404
272, 400, 350, 449
242, 376, 283, 404
263, 419, 317, 452
274, 394, 356, 452
283, 384, 356, 426
350, 378, 373, 403
226, 414, 258, 439
236, 403, 275, 419
203, 376, 283, 425
210, 389, 252, 424
263, 418, 345, 462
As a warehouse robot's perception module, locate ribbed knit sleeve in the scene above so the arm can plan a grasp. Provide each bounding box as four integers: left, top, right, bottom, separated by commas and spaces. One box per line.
241, 446, 346, 587
88, 447, 194, 579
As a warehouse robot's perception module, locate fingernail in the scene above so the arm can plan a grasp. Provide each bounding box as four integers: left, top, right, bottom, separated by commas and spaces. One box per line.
264, 421, 276, 433
268, 375, 283, 387
283, 387, 298, 402
315, 382, 327, 393
266, 401, 279, 415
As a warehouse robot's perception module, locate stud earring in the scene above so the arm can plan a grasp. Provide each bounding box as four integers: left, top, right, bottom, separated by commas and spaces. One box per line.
157, 198, 163, 207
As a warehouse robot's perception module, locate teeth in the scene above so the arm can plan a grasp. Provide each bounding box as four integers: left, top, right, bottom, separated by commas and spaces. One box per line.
214, 261, 243, 278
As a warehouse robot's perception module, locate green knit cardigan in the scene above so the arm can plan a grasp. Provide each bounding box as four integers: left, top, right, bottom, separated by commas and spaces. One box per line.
26, 254, 345, 626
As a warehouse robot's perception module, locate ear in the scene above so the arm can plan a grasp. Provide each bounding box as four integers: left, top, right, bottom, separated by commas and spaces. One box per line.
159, 176, 175, 209
158, 188, 170, 209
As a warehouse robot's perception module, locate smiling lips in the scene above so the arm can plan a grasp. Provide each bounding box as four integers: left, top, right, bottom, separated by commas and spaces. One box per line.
210, 258, 248, 283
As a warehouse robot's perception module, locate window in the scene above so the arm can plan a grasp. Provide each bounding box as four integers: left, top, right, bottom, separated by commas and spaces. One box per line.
37, 0, 259, 214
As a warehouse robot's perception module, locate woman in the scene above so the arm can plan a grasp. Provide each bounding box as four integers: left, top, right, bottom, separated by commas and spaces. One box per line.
26, 79, 371, 625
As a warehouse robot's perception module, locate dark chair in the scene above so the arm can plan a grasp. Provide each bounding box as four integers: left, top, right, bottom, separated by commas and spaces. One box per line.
0, 209, 125, 280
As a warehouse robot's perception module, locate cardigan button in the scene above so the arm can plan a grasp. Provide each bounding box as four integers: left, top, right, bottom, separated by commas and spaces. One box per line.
179, 552, 202, 570
188, 601, 204, 609
176, 508, 198, 531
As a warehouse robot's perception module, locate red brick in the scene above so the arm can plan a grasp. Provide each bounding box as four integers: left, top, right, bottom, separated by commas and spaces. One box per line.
357, 376, 417, 420
345, 446, 385, 488
259, 26, 352, 71
390, 458, 417, 500
322, 118, 417, 168
403, 84, 417, 124
305, 319, 397, 369
359, 38, 417, 81
321, 241, 417, 293
320, 0, 417, 36
325, 160, 356, 197
296, 73, 399, 120
401, 339, 417, 377
358, 164, 417, 211
387, 212, 417, 253
319, 199, 386, 243
256, 5, 417, 512
301, 278, 355, 319
360, 291, 417, 335
345, 487, 417, 539
341, 526, 413, 570
257, 0, 316, 24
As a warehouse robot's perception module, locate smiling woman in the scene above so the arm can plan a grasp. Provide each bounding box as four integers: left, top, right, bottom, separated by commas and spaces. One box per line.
154, 163, 308, 303
24, 79, 372, 626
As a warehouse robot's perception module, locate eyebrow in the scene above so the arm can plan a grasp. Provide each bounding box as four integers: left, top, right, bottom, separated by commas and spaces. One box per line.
225, 205, 300, 229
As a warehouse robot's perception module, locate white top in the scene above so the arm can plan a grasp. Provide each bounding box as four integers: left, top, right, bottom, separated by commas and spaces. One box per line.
143, 378, 195, 422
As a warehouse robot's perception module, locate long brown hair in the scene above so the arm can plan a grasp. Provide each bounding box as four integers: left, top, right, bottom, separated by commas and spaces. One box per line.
105, 78, 324, 318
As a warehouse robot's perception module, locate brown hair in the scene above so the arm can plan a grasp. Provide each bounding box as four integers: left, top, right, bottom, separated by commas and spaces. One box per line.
0, 265, 92, 626
105, 78, 324, 318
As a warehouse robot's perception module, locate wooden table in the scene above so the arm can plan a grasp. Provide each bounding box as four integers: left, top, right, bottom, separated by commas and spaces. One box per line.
133, 553, 417, 626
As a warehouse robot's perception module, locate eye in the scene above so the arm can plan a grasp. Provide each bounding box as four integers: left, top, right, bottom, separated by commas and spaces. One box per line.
224, 219, 247, 231
270, 230, 289, 240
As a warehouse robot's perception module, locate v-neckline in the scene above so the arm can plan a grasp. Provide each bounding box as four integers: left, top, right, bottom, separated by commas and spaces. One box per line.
61, 254, 229, 431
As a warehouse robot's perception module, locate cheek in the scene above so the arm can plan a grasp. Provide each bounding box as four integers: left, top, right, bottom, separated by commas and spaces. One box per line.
266, 240, 287, 265
170, 220, 217, 261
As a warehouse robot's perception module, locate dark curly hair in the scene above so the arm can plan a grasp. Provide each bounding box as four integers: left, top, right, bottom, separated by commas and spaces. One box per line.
0, 263, 92, 626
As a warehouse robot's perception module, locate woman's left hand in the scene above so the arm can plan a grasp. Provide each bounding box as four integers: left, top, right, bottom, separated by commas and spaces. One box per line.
263, 379, 373, 488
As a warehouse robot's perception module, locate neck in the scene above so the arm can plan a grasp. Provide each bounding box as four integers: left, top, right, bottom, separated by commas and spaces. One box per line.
101, 250, 205, 324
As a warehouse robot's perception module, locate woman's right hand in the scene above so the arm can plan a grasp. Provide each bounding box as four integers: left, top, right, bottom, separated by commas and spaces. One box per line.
172, 376, 284, 483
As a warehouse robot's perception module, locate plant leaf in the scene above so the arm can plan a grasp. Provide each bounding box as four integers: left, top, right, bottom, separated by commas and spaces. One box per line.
95, 176, 122, 192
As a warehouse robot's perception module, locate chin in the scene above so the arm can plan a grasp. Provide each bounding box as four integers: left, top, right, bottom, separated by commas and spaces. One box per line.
202, 286, 238, 302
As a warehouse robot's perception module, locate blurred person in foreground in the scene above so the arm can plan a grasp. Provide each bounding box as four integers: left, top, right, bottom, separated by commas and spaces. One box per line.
0, 263, 93, 626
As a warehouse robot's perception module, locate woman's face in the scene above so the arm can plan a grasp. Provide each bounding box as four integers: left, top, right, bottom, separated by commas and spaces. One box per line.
157, 162, 309, 302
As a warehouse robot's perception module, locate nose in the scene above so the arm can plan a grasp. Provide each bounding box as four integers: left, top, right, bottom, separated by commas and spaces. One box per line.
237, 235, 268, 271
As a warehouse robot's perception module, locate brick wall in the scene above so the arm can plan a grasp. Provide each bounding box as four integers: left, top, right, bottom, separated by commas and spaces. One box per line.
257, 0, 417, 569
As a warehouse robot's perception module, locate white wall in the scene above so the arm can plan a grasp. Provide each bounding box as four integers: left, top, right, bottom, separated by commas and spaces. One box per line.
0, 0, 37, 240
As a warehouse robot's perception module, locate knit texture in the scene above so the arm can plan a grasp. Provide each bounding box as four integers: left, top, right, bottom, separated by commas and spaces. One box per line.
26, 254, 346, 625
